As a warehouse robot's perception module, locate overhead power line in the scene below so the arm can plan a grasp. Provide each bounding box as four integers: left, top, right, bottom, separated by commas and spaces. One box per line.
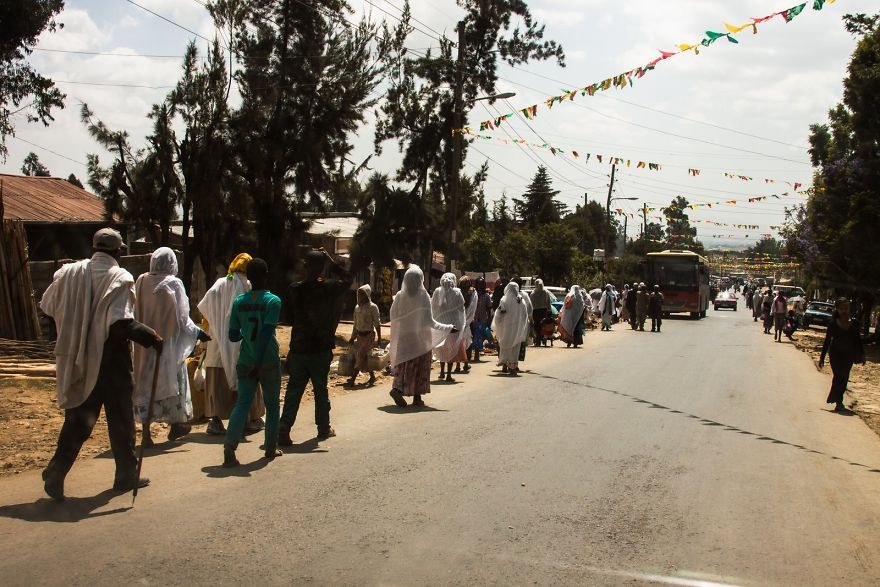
123, 0, 216, 45
12, 136, 88, 167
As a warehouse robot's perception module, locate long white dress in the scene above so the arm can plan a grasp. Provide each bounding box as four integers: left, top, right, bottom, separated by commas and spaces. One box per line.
132, 248, 200, 424
431, 273, 466, 363
492, 282, 529, 367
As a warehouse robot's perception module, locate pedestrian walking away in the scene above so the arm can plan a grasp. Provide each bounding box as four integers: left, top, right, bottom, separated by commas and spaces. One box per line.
626, 282, 638, 329
279, 250, 353, 445
39, 228, 163, 501
388, 265, 455, 407
492, 281, 529, 374
197, 253, 266, 436
470, 277, 493, 362
598, 284, 616, 331
753, 288, 764, 322
511, 276, 533, 364
530, 279, 551, 346
558, 285, 586, 347
222, 259, 283, 468
431, 273, 467, 381
458, 276, 477, 372
819, 298, 866, 413
619, 284, 631, 324
133, 247, 210, 447
636, 283, 649, 331
649, 285, 664, 332
348, 285, 382, 387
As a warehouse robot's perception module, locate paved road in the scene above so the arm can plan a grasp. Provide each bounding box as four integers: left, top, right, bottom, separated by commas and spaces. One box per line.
1, 308, 879, 586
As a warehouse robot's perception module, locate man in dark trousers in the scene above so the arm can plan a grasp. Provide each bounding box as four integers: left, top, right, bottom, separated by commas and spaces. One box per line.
40, 228, 163, 501
625, 282, 638, 330
649, 285, 665, 332
279, 250, 353, 444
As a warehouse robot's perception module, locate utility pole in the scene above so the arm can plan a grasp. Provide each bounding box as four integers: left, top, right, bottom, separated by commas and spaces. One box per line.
622, 214, 628, 255
447, 23, 466, 272
583, 192, 589, 253
604, 163, 617, 277
642, 202, 648, 240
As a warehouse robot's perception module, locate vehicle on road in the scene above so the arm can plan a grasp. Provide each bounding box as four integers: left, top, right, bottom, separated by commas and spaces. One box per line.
773, 285, 807, 299
713, 291, 738, 311
644, 250, 711, 318
803, 301, 834, 328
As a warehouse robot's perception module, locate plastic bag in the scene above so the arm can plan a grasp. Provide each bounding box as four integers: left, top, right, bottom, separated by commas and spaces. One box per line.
337, 351, 356, 377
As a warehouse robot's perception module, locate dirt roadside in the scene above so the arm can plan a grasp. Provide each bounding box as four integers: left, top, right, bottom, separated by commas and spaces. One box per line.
788, 326, 880, 438
0, 323, 394, 478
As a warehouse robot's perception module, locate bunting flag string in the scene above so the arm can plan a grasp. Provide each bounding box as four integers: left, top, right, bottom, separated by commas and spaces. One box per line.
456, 1, 837, 135
459, 129, 810, 188
614, 208, 784, 231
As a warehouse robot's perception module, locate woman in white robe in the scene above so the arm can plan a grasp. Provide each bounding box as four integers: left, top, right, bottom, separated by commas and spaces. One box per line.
431, 272, 466, 381
458, 275, 478, 373
559, 285, 586, 347
133, 248, 203, 446
492, 282, 529, 375
598, 284, 617, 331
389, 266, 454, 407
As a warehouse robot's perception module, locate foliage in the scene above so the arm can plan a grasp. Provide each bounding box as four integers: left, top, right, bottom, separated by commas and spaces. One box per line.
460, 226, 498, 271
513, 166, 564, 228
746, 236, 782, 257
561, 199, 607, 256
789, 19, 880, 292
65, 173, 83, 188
662, 196, 702, 252
843, 12, 880, 37
349, 173, 420, 270
0, 0, 65, 160
20, 151, 49, 176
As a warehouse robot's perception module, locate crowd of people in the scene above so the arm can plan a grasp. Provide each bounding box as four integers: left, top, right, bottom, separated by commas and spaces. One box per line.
36, 228, 869, 500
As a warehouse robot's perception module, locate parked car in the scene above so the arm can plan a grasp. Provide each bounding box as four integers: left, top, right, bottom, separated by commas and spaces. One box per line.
803, 301, 834, 328
713, 291, 738, 311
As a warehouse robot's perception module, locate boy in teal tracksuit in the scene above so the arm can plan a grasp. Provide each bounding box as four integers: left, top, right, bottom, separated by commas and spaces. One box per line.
223, 258, 283, 467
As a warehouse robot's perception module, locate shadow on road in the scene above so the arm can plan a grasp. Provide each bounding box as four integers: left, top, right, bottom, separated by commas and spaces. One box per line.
534, 372, 880, 475
280, 438, 328, 454
0, 489, 130, 523
377, 405, 448, 414
201, 458, 270, 478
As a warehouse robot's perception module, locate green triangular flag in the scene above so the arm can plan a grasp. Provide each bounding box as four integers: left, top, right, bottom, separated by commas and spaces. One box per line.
812, 0, 825, 10
726, 34, 739, 44
784, 3, 807, 22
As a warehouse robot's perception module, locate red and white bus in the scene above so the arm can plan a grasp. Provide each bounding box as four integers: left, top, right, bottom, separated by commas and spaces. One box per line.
644, 250, 711, 318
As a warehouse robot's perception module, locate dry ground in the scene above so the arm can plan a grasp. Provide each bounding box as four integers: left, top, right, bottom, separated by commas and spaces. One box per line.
789, 325, 880, 437
0, 323, 394, 477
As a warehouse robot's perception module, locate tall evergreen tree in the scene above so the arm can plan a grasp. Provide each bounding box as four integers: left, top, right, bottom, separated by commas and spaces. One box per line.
662, 196, 699, 251
514, 166, 563, 228
21, 151, 49, 176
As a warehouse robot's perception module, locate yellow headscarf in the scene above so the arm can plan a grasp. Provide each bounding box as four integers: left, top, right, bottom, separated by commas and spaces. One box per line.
227, 253, 252, 279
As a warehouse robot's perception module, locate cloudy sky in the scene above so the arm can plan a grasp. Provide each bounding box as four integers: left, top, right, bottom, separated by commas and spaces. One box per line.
2, 0, 874, 248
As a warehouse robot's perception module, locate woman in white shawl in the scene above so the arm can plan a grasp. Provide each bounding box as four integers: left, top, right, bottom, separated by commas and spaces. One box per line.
457, 275, 478, 374
197, 253, 265, 435
559, 285, 586, 348
133, 248, 206, 446
389, 266, 455, 408
431, 272, 466, 381
492, 282, 529, 375
598, 284, 617, 332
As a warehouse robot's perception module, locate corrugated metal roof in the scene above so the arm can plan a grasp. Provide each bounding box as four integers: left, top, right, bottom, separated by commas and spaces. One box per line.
0, 174, 109, 223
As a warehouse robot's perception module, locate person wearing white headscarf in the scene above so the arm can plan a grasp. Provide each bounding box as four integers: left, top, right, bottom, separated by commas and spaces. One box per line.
458, 275, 477, 373
197, 253, 265, 435
559, 285, 586, 347
619, 284, 631, 323
599, 284, 617, 331
492, 282, 529, 374
389, 266, 454, 407
133, 248, 207, 446
431, 272, 466, 381
530, 279, 552, 346
348, 284, 382, 386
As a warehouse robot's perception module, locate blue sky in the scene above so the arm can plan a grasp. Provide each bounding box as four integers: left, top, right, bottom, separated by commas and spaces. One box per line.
2, 0, 875, 248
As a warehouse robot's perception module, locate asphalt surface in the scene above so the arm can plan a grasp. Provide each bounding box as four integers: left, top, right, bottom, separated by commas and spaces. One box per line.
1, 307, 879, 586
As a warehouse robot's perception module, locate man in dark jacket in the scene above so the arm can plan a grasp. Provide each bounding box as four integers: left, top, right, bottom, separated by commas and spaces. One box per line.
649, 285, 665, 332
279, 250, 352, 444
625, 282, 638, 330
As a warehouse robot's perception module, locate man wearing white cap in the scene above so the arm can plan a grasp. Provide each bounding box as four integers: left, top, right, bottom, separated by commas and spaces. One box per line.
40, 228, 163, 501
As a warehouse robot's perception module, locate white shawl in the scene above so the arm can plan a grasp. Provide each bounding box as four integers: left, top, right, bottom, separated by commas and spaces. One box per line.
197, 272, 251, 389
389, 265, 453, 367
560, 285, 586, 335
492, 282, 528, 350
431, 273, 466, 363
40, 253, 135, 409
133, 248, 200, 408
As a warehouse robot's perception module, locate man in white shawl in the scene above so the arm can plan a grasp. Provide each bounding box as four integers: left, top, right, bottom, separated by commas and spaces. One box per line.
431, 272, 466, 382
133, 248, 209, 447
492, 282, 529, 375
599, 284, 617, 331
197, 253, 265, 436
40, 228, 162, 501
389, 266, 454, 408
